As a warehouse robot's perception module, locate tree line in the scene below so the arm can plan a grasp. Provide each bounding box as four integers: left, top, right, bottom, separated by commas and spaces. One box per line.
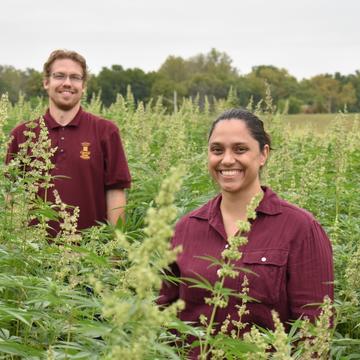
1, 48, 359, 113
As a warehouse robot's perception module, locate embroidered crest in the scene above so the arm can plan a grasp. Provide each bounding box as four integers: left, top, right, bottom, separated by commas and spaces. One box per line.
80, 142, 91, 160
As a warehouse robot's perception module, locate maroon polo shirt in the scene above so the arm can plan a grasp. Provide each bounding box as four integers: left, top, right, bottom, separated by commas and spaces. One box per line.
159, 187, 333, 341
6, 107, 131, 233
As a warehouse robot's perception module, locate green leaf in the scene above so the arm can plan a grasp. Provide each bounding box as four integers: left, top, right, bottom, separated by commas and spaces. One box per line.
0, 341, 43, 357
210, 333, 259, 355
0, 308, 31, 326
181, 274, 213, 292
195, 255, 223, 268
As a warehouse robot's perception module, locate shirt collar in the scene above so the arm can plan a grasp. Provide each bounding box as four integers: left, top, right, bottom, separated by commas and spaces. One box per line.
256, 186, 282, 215
44, 107, 83, 129
189, 194, 221, 221
190, 194, 226, 239
190, 186, 282, 221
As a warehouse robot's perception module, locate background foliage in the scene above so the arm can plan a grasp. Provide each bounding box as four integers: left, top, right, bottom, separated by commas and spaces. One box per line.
1, 48, 360, 113
0, 91, 359, 358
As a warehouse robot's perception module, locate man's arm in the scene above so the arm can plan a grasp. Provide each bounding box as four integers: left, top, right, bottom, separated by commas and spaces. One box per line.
106, 188, 127, 225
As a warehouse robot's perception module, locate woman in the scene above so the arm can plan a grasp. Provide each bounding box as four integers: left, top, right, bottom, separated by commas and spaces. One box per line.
158, 108, 333, 355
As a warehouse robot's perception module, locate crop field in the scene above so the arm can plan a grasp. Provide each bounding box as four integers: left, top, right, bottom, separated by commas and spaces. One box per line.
283, 113, 358, 134
0, 93, 359, 359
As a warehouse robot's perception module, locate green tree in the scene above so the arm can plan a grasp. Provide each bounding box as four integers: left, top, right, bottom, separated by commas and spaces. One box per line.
157, 56, 189, 83
23, 69, 45, 100
187, 48, 237, 79
339, 71, 360, 112
88, 65, 154, 107
337, 82, 357, 110
152, 49, 240, 108
0, 66, 23, 102
245, 65, 299, 110
310, 75, 340, 112
306, 74, 356, 113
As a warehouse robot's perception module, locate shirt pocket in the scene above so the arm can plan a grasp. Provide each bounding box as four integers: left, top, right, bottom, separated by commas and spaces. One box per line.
242, 249, 288, 305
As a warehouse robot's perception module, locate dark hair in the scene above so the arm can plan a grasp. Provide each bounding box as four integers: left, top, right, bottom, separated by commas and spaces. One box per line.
43, 49, 88, 82
208, 108, 272, 151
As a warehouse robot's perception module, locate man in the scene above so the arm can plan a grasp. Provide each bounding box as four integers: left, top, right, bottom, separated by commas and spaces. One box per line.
6, 49, 131, 234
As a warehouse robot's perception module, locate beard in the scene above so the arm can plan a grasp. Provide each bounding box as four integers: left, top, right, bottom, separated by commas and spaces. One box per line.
49, 89, 83, 111
53, 99, 81, 111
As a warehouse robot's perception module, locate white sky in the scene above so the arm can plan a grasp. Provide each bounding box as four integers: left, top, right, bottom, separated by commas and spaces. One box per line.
1, 0, 358, 80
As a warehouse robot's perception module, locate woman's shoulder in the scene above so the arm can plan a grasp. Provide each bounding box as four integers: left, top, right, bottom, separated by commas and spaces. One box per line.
261, 187, 316, 226
280, 198, 315, 223
260, 187, 330, 246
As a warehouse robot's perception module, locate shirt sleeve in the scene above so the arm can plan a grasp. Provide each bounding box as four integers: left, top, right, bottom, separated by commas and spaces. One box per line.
102, 127, 131, 190
287, 219, 334, 321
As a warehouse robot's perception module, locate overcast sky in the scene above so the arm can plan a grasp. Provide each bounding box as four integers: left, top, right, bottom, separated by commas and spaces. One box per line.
1, 0, 358, 80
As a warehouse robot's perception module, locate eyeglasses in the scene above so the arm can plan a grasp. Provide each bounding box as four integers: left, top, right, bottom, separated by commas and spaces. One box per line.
51, 72, 84, 83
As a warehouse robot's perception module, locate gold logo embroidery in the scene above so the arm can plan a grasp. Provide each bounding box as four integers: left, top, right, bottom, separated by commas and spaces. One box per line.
80, 142, 91, 160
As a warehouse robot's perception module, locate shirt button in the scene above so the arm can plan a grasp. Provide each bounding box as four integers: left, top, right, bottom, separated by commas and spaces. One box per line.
60, 149, 64, 152
61, 137, 65, 140
261, 257, 267, 262
225, 244, 229, 249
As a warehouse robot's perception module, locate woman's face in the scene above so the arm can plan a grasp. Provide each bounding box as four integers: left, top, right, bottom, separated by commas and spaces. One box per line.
208, 119, 269, 195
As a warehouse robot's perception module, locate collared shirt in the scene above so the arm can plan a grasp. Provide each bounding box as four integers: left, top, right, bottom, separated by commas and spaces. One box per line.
159, 187, 334, 335
6, 107, 131, 233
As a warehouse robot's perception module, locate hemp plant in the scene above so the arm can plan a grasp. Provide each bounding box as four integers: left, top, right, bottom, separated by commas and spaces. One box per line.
91, 166, 186, 360
5, 117, 58, 241
181, 192, 264, 359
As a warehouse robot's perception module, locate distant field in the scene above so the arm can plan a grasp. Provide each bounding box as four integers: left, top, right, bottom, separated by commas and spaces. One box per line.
283, 113, 359, 133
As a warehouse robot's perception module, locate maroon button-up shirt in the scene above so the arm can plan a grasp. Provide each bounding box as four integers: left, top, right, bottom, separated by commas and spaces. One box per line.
159, 187, 334, 338
6, 108, 131, 233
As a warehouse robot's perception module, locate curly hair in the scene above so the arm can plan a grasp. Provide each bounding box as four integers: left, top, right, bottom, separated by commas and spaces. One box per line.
43, 49, 88, 82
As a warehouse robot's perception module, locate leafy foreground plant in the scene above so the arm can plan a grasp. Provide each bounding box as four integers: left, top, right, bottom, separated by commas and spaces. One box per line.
93, 166, 186, 360
0, 97, 186, 359
1, 92, 359, 358
0, 165, 186, 359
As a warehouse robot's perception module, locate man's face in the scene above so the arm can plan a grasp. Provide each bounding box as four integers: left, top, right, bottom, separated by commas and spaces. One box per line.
43, 58, 85, 111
